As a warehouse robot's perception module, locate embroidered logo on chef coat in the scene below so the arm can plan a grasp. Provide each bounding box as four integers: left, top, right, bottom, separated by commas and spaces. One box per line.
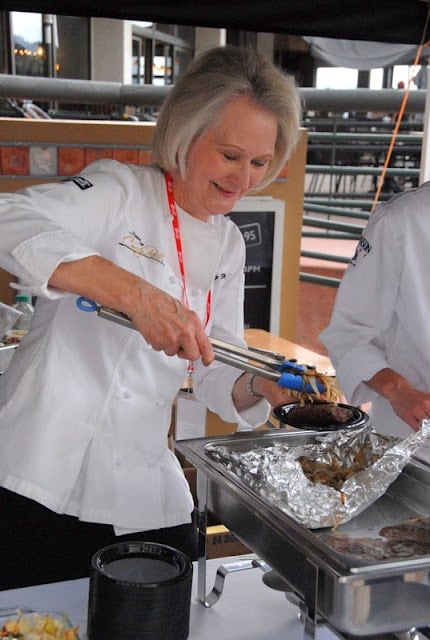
351, 235, 372, 266
62, 176, 94, 190
119, 231, 164, 264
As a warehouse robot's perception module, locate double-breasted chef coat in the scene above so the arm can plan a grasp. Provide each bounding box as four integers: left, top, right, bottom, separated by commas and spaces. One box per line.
321, 181, 430, 461
0, 160, 270, 532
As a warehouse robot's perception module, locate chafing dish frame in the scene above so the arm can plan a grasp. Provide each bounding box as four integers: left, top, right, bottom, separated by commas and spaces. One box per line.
176, 429, 430, 639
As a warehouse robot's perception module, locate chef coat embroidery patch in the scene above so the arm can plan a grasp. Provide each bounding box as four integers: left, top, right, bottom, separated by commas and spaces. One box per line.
119, 231, 164, 264
351, 235, 372, 266
62, 176, 94, 190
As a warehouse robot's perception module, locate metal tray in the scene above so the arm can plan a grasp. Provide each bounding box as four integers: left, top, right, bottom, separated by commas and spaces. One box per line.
176, 429, 430, 637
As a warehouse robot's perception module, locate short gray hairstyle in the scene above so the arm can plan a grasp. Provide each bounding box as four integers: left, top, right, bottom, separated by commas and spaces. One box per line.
152, 45, 302, 190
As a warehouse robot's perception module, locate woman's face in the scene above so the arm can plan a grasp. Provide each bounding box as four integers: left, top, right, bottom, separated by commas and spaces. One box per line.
172, 95, 278, 221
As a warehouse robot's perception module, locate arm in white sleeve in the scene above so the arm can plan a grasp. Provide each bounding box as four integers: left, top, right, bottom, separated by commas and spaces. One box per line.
320, 208, 402, 406
0, 160, 131, 298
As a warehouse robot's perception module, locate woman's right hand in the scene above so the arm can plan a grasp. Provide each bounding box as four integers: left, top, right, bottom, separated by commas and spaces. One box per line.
49, 255, 214, 366
127, 279, 214, 365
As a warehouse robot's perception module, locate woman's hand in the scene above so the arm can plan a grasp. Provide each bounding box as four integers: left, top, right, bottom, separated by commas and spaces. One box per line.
127, 279, 214, 365
232, 370, 337, 413
49, 255, 214, 365
232, 372, 298, 412
251, 375, 300, 407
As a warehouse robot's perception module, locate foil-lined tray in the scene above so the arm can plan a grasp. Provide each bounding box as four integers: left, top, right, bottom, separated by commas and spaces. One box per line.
205, 420, 430, 528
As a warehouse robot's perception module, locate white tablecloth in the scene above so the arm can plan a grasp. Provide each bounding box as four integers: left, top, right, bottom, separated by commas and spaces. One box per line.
0, 555, 339, 640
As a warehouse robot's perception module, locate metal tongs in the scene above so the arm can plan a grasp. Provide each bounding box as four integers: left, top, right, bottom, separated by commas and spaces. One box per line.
77, 298, 326, 394
211, 338, 326, 394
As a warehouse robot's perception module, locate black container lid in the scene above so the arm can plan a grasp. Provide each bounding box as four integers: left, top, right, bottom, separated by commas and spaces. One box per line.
88, 541, 193, 640
272, 401, 369, 432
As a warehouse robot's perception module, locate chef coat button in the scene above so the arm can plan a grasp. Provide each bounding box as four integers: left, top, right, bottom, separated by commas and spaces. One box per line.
169, 275, 176, 284
115, 457, 121, 467
123, 390, 131, 399
147, 459, 155, 468
191, 289, 202, 297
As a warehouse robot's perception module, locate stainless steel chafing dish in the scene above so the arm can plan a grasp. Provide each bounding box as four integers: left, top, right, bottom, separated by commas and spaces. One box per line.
176, 430, 430, 639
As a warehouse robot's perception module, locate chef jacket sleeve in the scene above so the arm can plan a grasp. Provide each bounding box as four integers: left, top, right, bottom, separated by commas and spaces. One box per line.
193, 221, 270, 429
0, 160, 131, 298
320, 207, 403, 407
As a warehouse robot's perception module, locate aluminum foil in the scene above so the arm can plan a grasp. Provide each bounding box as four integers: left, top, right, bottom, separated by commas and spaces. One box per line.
205, 421, 430, 529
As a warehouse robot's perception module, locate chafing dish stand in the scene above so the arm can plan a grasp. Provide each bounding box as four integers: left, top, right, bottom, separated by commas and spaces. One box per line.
176, 431, 430, 640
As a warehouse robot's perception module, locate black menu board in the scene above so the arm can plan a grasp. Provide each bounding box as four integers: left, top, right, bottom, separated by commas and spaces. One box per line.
227, 198, 284, 333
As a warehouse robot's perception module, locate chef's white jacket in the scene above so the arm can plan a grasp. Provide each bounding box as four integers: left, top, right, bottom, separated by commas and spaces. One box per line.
0, 160, 270, 532
320, 181, 430, 461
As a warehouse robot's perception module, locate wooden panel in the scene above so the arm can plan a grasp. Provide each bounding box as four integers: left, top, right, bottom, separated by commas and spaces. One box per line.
0, 269, 16, 306
258, 129, 308, 341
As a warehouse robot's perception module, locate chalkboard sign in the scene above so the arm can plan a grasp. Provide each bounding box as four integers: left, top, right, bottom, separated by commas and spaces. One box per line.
228, 197, 284, 334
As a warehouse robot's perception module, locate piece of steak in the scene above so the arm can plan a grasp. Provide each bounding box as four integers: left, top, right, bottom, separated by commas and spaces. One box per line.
379, 517, 430, 544
385, 539, 430, 558
320, 535, 392, 561
321, 518, 430, 562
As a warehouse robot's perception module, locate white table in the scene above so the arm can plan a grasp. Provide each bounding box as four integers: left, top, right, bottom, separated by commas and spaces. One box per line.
0, 555, 340, 640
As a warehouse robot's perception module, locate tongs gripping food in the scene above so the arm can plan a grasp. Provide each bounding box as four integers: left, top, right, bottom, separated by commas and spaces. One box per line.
76, 298, 327, 395
210, 338, 326, 394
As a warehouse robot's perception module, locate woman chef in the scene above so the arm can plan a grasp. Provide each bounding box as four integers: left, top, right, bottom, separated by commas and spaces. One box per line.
321, 182, 430, 462
0, 45, 302, 588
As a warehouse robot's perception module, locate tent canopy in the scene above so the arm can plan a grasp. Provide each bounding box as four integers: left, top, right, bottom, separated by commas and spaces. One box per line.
3, 0, 430, 45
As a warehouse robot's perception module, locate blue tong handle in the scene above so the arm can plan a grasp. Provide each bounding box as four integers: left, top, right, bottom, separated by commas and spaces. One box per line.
277, 371, 326, 394
76, 296, 99, 312
277, 360, 326, 394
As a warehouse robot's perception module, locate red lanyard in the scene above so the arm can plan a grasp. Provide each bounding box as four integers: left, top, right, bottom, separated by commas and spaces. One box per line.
164, 172, 212, 328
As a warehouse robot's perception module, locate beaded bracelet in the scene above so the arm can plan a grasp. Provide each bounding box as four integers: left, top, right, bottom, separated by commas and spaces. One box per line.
247, 374, 264, 398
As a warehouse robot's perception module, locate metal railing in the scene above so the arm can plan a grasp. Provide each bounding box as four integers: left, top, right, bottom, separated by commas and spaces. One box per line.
301, 115, 423, 287
0, 74, 424, 290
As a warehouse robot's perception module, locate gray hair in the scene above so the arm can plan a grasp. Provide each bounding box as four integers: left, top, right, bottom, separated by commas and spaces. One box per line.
152, 45, 303, 190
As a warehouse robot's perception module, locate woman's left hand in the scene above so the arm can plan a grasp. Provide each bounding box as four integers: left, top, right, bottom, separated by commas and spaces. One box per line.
253, 377, 299, 407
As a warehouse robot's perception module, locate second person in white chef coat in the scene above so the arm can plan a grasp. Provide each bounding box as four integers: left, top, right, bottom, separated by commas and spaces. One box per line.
321, 182, 430, 461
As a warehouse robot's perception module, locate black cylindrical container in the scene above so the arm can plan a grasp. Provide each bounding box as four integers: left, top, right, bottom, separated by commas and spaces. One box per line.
273, 401, 370, 432
87, 541, 193, 640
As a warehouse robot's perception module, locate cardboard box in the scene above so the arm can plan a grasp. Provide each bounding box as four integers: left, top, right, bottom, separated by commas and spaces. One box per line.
172, 392, 237, 441
175, 448, 197, 503
206, 408, 238, 436
175, 446, 250, 559
206, 525, 250, 559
